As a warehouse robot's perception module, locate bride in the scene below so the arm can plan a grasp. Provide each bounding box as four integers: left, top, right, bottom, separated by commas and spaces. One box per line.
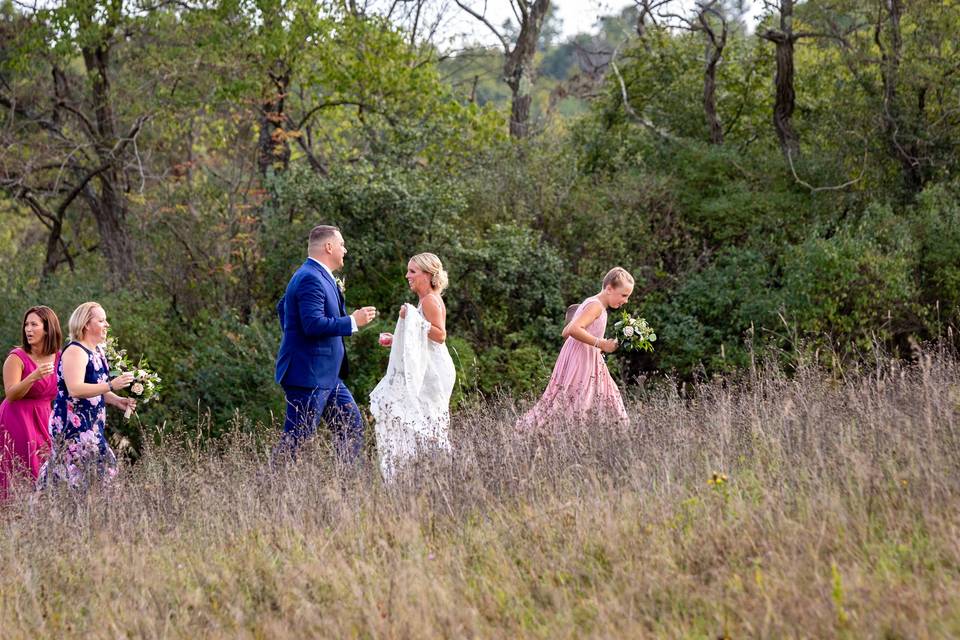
371, 253, 456, 481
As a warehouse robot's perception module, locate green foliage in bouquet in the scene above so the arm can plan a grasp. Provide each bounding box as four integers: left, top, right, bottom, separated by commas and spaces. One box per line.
612, 312, 657, 353
104, 337, 162, 405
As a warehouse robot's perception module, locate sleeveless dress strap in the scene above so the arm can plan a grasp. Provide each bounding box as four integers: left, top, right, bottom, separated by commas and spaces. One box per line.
9, 347, 32, 369
64, 341, 91, 355
576, 297, 602, 316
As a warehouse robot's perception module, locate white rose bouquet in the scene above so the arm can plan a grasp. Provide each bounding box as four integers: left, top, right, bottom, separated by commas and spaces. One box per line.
612, 311, 657, 352
104, 337, 162, 418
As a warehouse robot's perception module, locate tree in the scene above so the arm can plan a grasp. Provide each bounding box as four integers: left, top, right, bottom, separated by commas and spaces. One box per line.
759, 0, 801, 158
757, 0, 867, 159
634, 0, 669, 38
791, 0, 959, 194
696, 2, 729, 145
875, 0, 922, 191
631, 1, 730, 145
658, 1, 730, 145
454, 0, 551, 138
0, 0, 154, 279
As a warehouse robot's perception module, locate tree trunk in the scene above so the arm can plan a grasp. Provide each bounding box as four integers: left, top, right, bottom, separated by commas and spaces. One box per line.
258, 71, 292, 175
22, 194, 75, 279
81, 41, 135, 280
43, 230, 65, 278
88, 176, 133, 277
502, 0, 550, 139
703, 54, 723, 144
760, 1, 800, 158
455, 0, 550, 138
771, 32, 798, 157
41, 216, 72, 279
878, 0, 923, 191
697, 2, 727, 145
509, 87, 533, 138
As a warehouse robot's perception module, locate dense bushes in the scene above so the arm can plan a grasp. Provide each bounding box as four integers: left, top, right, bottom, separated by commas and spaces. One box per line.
914, 183, 960, 326
646, 249, 779, 373
3, 149, 960, 443
3, 1, 960, 443
780, 227, 920, 352
4, 155, 960, 443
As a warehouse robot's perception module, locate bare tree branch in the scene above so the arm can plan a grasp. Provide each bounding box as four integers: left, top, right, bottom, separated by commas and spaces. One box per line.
453, 0, 509, 53
785, 144, 868, 193
609, 44, 678, 142
634, 0, 672, 37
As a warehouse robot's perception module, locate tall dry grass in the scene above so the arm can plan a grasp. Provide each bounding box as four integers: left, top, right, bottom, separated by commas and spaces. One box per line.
3, 349, 960, 638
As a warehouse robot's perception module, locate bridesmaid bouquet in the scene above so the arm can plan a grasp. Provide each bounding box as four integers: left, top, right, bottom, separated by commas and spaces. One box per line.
612, 312, 657, 352
104, 337, 162, 418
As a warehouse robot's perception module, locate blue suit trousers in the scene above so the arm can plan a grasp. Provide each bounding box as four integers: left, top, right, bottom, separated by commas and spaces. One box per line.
275, 382, 364, 462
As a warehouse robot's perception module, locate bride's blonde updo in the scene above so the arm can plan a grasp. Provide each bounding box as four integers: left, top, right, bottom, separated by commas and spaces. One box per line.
411, 252, 449, 294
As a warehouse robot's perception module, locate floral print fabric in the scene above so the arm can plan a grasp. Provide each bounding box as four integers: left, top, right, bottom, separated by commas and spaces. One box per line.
40, 342, 116, 488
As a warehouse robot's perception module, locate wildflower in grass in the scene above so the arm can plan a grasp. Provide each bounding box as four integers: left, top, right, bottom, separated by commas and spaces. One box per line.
708, 472, 728, 487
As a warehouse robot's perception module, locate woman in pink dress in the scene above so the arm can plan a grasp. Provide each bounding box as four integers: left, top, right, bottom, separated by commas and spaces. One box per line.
517, 268, 634, 430
0, 305, 62, 499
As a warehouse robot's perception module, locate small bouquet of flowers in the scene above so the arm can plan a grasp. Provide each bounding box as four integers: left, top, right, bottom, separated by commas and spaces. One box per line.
104, 337, 162, 418
612, 311, 657, 352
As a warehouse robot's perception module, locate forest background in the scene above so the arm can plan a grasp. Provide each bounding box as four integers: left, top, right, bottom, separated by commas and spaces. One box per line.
1, 0, 958, 448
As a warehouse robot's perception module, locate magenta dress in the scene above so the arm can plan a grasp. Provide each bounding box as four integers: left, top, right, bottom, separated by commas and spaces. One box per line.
0, 348, 58, 499
517, 296, 630, 430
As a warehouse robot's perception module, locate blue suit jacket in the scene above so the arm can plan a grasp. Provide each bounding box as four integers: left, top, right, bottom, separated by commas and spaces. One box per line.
275, 259, 353, 389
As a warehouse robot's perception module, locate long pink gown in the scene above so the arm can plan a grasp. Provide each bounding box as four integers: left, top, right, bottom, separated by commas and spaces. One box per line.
0, 348, 58, 499
517, 296, 630, 429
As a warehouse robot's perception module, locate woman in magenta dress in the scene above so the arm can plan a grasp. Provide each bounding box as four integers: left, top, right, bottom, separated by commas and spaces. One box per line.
517, 267, 635, 430
0, 305, 62, 499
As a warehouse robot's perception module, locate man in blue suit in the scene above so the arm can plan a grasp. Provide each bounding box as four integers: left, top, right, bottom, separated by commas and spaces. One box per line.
275, 225, 377, 460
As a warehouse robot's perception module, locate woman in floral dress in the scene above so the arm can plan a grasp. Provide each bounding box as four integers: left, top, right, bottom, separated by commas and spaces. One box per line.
40, 302, 136, 489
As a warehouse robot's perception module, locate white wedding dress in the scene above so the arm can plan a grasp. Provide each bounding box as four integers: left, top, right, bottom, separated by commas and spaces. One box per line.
370, 302, 455, 481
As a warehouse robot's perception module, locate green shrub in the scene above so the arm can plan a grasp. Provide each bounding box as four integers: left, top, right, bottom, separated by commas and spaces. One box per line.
552, 168, 695, 295
445, 223, 566, 349
913, 182, 960, 326
645, 249, 780, 374
166, 311, 283, 436
446, 336, 480, 408
477, 342, 555, 397
780, 219, 920, 354
261, 163, 467, 311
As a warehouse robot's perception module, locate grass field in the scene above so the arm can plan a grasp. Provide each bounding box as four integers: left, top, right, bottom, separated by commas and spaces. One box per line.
2, 350, 960, 638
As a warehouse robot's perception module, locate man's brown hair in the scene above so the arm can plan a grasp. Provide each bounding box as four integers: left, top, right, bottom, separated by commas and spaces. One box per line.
309, 225, 340, 247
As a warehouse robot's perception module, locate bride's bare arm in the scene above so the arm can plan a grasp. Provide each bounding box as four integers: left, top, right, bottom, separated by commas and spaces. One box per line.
420, 296, 447, 344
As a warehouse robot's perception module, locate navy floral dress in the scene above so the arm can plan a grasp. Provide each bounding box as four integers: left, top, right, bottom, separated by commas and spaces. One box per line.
40, 342, 117, 488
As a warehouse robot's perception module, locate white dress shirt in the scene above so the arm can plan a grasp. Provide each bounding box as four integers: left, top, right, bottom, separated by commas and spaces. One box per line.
309, 257, 357, 334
